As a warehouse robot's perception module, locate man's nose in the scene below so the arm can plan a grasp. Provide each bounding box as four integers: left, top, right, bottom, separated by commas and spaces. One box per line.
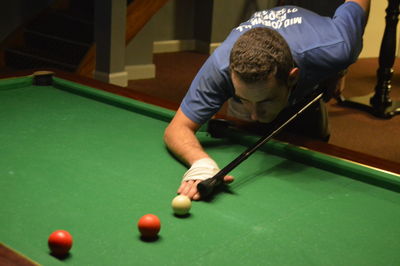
250, 104, 261, 121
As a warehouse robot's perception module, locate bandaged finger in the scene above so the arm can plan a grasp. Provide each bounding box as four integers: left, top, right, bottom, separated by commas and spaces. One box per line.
182, 158, 220, 182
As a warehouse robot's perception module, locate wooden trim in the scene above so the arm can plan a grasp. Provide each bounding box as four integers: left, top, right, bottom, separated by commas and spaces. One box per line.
220, 118, 400, 175
0, 68, 179, 109
0, 243, 39, 266
275, 133, 400, 175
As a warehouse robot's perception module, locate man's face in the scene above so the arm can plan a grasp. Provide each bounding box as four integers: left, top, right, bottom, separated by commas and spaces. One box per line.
231, 72, 290, 123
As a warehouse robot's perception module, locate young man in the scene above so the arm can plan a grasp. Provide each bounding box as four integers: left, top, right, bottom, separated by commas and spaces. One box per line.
164, 0, 370, 200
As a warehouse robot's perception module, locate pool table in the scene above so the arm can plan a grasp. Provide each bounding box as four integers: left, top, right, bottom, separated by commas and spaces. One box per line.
1, 71, 400, 266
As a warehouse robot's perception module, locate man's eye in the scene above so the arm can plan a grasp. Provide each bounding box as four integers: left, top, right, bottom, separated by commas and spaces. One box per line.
258, 99, 271, 104
233, 95, 245, 103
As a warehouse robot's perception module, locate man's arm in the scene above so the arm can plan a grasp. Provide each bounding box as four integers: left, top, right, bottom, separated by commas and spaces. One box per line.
164, 108, 234, 200
346, 0, 370, 16
164, 107, 209, 166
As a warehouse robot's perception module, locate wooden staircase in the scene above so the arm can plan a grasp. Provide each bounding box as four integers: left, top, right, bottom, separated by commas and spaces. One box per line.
1, 0, 169, 76
2, 0, 94, 72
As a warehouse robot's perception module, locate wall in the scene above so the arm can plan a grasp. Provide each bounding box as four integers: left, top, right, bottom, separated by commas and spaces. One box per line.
124, 0, 197, 79
125, 0, 196, 61
359, 1, 399, 58
211, 0, 277, 43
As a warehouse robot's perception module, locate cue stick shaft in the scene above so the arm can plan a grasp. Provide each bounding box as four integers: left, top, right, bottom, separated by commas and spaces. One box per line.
197, 89, 324, 198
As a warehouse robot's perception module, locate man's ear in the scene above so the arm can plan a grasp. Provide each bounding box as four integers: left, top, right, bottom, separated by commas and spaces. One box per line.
288, 67, 300, 89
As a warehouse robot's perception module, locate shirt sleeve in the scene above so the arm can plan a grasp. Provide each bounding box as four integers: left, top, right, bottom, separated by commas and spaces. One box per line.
332, 1, 367, 64
180, 55, 232, 125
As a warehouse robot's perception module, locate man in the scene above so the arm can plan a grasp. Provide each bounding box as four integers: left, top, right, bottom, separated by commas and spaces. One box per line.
164, 0, 370, 200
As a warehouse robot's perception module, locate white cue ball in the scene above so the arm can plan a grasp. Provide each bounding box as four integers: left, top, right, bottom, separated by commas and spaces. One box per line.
171, 195, 192, 215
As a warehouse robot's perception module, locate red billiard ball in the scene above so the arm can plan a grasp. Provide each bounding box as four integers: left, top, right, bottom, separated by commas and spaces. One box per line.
48, 230, 73, 256
137, 214, 161, 238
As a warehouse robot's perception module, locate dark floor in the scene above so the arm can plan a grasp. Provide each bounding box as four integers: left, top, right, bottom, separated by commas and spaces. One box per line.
327, 58, 400, 164
126, 52, 400, 163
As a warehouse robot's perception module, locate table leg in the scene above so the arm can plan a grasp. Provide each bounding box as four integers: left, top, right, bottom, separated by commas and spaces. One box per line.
338, 0, 400, 118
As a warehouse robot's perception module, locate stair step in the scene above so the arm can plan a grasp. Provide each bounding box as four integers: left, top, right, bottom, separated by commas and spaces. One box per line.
5, 47, 78, 72
24, 30, 90, 61
13, 46, 81, 65
26, 11, 93, 44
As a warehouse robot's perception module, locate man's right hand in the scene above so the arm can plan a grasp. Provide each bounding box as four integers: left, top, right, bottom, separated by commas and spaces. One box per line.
178, 175, 234, 200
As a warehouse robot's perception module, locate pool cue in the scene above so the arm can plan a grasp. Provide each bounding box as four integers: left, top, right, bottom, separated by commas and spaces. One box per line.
197, 88, 324, 198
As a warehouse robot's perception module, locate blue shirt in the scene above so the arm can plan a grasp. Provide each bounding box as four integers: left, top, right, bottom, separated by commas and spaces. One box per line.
181, 2, 366, 125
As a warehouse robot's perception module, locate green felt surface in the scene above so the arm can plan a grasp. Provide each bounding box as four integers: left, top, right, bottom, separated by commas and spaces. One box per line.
1, 76, 400, 266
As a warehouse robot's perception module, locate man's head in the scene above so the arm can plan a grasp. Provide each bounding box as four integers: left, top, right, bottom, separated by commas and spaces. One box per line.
229, 27, 299, 123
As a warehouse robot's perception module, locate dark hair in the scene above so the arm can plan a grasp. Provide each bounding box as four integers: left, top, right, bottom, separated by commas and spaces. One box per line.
229, 27, 294, 84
